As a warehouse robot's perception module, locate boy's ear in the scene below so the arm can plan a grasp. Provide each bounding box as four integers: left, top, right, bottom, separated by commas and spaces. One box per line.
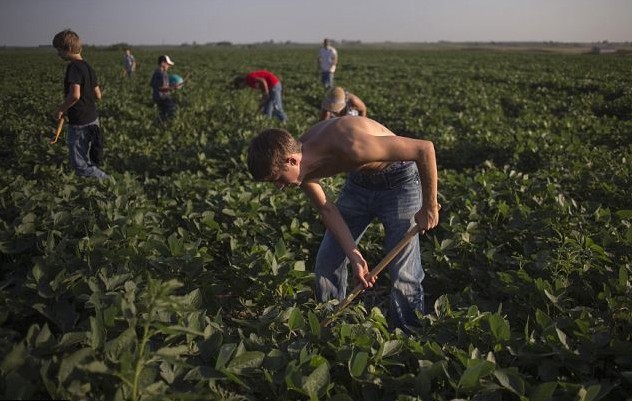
288, 156, 298, 166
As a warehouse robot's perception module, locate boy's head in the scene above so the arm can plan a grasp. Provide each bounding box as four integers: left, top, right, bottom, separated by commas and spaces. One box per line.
232, 75, 246, 89
322, 86, 346, 113
247, 128, 301, 181
52, 29, 82, 55
157, 55, 175, 67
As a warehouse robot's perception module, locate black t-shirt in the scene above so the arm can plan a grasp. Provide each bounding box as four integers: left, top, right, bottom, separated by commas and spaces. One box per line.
64, 60, 98, 125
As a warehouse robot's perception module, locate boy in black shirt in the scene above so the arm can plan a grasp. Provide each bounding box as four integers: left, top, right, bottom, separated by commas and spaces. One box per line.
52, 29, 107, 178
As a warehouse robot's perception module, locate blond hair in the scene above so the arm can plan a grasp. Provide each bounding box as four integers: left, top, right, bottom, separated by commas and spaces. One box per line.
52, 29, 82, 54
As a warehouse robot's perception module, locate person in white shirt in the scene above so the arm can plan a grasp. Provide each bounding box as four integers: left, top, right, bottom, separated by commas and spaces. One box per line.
317, 38, 338, 88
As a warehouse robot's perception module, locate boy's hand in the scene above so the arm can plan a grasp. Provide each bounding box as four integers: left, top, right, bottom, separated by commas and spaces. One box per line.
349, 249, 375, 289
415, 203, 441, 235
52, 109, 64, 121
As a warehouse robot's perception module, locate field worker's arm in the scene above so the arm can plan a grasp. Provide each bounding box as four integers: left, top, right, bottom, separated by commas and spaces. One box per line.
320, 109, 332, 121
302, 181, 375, 289
93, 85, 102, 101
255, 78, 269, 96
53, 83, 81, 120
353, 133, 440, 233
348, 94, 367, 117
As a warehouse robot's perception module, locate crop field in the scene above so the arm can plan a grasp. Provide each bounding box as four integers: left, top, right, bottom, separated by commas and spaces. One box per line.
1, 46, 631, 400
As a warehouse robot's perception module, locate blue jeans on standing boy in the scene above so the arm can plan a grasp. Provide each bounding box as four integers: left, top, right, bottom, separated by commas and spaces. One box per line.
321, 71, 334, 88
263, 83, 288, 122
314, 161, 425, 332
67, 120, 108, 179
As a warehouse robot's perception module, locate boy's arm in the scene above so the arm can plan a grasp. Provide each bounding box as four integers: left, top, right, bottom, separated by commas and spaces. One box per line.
302, 181, 376, 289
255, 77, 269, 96
53, 83, 81, 120
93, 85, 102, 101
348, 93, 367, 117
352, 131, 440, 234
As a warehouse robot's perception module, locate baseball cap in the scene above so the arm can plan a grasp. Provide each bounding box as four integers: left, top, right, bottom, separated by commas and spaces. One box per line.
158, 55, 175, 65
322, 87, 346, 113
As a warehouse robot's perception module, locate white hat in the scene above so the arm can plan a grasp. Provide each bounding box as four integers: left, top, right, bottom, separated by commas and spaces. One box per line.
158, 55, 175, 66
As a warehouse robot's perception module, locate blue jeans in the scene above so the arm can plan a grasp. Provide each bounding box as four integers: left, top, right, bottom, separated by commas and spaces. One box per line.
321, 71, 334, 88
315, 162, 425, 332
263, 83, 288, 122
156, 97, 176, 121
67, 121, 108, 179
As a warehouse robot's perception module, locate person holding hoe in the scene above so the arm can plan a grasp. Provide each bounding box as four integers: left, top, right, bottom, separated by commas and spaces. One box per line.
51, 29, 107, 179
247, 116, 440, 332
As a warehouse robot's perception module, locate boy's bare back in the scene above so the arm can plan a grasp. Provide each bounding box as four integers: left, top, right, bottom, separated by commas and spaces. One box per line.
299, 116, 433, 182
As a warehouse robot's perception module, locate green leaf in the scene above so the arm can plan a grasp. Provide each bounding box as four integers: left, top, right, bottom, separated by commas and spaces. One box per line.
615, 210, 632, 219
215, 343, 237, 370
79, 360, 110, 374
619, 266, 629, 287
288, 307, 305, 332
274, 238, 287, 259
535, 309, 553, 329
488, 313, 511, 341
302, 363, 330, 398
156, 344, 190, 358
227, 351, 265, 375
182, 288, 202, 308
308, 311, 321, 337
493, 368, 525, 396
457, 360, 495, 390
1, 342, 26, 374
380, 340, 402, 359
578, 385, 602, 401
349, 351, 369, 378
58, 347, 93, 383
556, 327, 570, 349
105, 327, 137, 361
434, 294, 452, 318
89, 316, 105, 350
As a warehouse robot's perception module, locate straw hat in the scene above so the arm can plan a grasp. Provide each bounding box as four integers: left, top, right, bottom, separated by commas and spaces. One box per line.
322, 87, 346, 113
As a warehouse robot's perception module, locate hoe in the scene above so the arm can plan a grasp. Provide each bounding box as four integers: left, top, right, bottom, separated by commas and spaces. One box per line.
321, 223, 422, 328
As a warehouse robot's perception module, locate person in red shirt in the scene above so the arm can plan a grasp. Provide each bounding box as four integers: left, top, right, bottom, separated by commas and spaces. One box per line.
233, 70, 288, 122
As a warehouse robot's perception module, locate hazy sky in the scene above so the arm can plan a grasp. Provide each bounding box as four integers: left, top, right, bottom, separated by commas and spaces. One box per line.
1, 0, 630, 46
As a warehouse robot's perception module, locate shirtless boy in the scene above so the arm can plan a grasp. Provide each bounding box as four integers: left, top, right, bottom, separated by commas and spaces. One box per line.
247, 116, 440, 331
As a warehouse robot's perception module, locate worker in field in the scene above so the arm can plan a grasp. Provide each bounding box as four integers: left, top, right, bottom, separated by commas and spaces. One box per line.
320, 86, 367, 120
233, 70, 288, 122
150, 55, 182, 122
317, 38, 338, 88
247, 116, 440, 332
51, 29, 108, 179
123, 48, 137, 78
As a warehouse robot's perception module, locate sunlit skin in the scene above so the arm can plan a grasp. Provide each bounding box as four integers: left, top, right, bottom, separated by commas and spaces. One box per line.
266, 117, 439, 289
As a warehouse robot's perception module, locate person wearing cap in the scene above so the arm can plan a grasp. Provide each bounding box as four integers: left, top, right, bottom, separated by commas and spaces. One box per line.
317, 39, 338, 88
233, 70, 288, 122
150, 55, 180, 121
320, 86, 367, 120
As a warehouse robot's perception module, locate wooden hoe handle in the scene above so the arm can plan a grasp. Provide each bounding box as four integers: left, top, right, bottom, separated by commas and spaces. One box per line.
49, 117, 64, 144
321, 224, 421, 327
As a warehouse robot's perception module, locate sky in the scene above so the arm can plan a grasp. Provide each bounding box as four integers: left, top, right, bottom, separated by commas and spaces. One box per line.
1, 0, 631, 47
